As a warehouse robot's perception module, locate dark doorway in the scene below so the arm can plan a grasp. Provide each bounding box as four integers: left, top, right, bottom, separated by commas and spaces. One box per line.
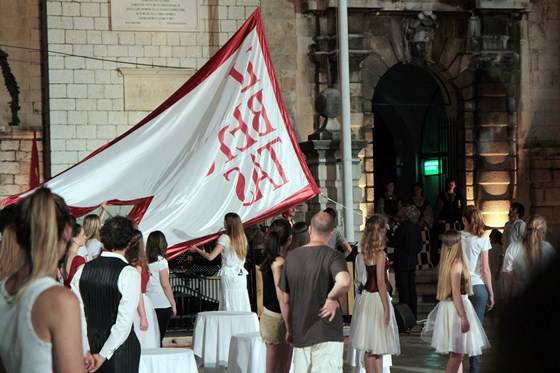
372, 63, 461, 206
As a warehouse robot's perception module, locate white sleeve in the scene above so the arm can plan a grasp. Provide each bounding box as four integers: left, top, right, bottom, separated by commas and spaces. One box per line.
481, 236, 492, 252
217, 234, 229, 247
502, 242, 520, 273
160, 258, 169, 271
355, 253, 366, 292
99, 266, 141, 360
70, 264, 90, 354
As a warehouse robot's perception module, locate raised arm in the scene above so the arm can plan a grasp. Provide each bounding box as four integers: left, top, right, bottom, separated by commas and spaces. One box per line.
451, 261, 470, 333
190, 244, 224, 262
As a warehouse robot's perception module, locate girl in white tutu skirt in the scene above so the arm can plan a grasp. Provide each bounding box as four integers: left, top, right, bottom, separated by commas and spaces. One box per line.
421, 230, 490, 373
351, 214, 400, 373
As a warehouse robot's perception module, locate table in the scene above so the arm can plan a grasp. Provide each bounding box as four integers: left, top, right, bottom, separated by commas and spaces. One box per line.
227, 332, 266, 373
193, 311, 260, 368
139, 348, 198, 373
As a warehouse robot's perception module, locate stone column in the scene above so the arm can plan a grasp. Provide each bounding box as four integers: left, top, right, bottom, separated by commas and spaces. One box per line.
300, 137, 367, 242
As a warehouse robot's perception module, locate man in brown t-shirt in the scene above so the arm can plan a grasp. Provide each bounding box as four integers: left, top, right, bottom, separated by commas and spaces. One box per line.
279, 211, 350, 372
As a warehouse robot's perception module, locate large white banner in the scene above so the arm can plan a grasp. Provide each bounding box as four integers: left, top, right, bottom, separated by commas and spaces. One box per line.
5, 9, 318, 258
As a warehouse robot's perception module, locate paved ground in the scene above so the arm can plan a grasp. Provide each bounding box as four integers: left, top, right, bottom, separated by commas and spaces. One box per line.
165, 303, 498, 372
164, 268, 499, 372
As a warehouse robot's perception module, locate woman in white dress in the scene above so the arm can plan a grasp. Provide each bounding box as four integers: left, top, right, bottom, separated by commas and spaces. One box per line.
146, 231, 176, 346
126, 230, 160, 349
0, 188, 91, 373
422, 230, 490, 373
351, 214, 400, 373
502, 215, 556, 297
189, 212, 251, 311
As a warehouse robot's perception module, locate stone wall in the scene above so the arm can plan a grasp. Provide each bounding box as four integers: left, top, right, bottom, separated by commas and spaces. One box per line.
518, 0, 560, 245
0, 0, 42, 128
0, 129, 43, 199
46, 0, 307, 175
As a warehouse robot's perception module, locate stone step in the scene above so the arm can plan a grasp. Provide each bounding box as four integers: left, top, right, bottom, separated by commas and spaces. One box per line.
478, 141, 511, 156
477, 97, 508, 112
477, 170, 512, 184
477, 155, 514, 171
478, 111, 508, 126
479, 126, 510, 142
477, 183, 513, 200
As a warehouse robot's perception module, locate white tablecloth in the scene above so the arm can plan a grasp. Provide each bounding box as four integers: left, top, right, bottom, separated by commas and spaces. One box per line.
227, 332, 266, 373
193, 311, 260, 367
139, 348, 198, 373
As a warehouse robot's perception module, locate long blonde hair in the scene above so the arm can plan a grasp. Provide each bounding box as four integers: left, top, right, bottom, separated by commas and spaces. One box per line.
13, 188, 72, 295
225, 213, 247, 260
83, 214, 101, 241
361, 214, 387, 263
523, 215, 547, 269
463, 205, 485, 237
0, 227, 23, 279
437, 230, 473, 300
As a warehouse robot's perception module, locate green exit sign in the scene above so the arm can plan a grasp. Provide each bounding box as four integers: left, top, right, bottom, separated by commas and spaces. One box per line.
424, 159, 441, 176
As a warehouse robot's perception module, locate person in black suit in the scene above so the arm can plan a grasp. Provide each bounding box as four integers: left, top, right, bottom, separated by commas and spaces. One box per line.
391, 205, 423, 319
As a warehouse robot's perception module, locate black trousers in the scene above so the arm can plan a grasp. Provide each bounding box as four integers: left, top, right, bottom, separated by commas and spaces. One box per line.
395, 269, 417, 318
155, 307, 173, 346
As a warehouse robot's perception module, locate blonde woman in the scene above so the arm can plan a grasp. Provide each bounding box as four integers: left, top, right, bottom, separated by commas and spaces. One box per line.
0, 188, 90, 373
460, 206, 493, 373
502, 215, 555, 297
351, 214, 400, 373
422, 230, 489, 373
189, 212, 251, 311
83, 203, 107, 261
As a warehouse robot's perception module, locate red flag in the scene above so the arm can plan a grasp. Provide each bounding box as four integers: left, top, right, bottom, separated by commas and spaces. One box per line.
29, 131, 40, 188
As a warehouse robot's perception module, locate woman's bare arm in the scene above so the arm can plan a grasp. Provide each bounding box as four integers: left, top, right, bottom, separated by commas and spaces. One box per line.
480, 250, 495, 309
271, 259, 289, 323
159, 269, 177, 315
35, 287, 86, 373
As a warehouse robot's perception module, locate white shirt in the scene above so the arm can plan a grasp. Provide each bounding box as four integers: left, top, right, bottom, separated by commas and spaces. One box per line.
71, 251, 141, 359
502, 241, 555, 295
85, 238, 103, 261
461, 231, 491, 286
503, 218, 526, 250
146, 256, 171, 309
0, 277, 59, 373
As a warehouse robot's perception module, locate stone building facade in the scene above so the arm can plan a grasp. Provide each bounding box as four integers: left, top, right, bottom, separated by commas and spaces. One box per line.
1, 0, 559, 243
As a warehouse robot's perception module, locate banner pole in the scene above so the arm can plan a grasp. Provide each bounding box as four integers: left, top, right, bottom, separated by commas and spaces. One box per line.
338, 0, 355, 242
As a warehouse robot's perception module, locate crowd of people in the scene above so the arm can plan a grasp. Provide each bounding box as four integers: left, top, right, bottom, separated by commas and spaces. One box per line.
0, 185, 557, 373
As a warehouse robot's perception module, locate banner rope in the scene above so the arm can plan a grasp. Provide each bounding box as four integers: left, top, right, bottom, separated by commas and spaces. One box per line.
319, 193, 364, 219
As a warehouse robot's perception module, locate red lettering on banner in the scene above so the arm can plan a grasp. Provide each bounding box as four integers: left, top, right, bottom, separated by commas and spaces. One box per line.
247, 90, 274, 136
229, 62, 259, 93
224, 167, 247, 203
221, 137, 289, 206
211, 51, 289, 203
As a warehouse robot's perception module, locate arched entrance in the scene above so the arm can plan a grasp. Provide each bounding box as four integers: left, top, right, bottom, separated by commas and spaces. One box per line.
372, 63, 463, 205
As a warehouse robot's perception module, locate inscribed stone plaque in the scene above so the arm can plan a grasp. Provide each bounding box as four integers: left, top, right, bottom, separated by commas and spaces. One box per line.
110, 0, 198, 31
119, 68, 195, 111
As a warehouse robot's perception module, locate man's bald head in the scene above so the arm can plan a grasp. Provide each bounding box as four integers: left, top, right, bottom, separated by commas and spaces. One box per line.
310, 211, 335, 237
